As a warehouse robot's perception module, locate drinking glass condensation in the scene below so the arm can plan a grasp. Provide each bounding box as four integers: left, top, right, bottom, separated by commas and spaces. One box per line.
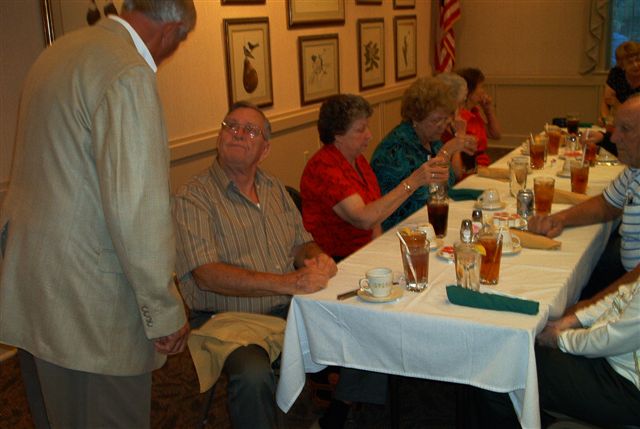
570, 161, 589, 194
478, 225, 502, 285
529, 135, 547, 170
397, 225, 429, 292
534, 176, 555, 216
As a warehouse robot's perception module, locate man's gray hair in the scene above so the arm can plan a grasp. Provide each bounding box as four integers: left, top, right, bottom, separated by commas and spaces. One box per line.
122, 0, 196, 32
227, 101, 272, 140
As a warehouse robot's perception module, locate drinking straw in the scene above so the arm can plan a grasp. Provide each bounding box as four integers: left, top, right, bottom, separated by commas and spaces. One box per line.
495, 227, 504, 263
396, 231, 418, 287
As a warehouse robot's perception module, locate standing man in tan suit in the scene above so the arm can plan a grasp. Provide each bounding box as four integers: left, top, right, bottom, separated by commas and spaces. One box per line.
0, 1, 196, 427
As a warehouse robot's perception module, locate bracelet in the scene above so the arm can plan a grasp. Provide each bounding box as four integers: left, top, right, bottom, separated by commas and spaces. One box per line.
403, 181, 413, 194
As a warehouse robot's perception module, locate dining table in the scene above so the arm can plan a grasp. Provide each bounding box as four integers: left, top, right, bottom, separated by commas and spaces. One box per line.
275, 143, 625, 429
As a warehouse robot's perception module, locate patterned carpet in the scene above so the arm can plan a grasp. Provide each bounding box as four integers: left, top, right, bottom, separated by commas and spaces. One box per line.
1, 347, 461, 428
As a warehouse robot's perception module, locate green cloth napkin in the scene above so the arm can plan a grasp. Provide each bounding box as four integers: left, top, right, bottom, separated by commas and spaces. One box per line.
448, 188, 483, 201
446, 285, 539, 315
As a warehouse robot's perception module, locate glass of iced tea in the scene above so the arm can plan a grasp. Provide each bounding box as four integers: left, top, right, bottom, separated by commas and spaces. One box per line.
427, 192, 449, 238
534, 176, 555, 216
567, 114, 580, 135
529, 136, 547, 169
397, 225, 430, 292
583, 141, 598, 167
570, 161, 589, 194
478, 225, 502, 285
546, 126, 562, 156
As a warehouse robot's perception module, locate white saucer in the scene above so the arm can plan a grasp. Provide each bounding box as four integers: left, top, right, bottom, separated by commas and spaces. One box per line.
357, 286, 404, 303
437, 246, 455, 263
556, 170, 571, 178
474, 201, 507, 211
502, 241, 522, 255
429, 238, 444, 250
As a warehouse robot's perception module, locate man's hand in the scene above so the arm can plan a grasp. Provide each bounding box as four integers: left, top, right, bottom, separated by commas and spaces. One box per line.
536, 314, 580, 348
304, 253, 338, 277
288, 253, 337, 295
153, 321, 190, 355
527, 214, 564, 238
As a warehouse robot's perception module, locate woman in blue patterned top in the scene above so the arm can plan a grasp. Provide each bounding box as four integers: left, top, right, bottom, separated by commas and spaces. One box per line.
371, 77, 478, 230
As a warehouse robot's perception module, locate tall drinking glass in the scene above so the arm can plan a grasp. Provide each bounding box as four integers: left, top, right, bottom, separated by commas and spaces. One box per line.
534, 176, 555, 216
397, 225, 430, 292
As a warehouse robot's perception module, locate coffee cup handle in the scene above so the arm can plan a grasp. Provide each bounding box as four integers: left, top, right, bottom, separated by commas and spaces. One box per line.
359, 278, 372, 294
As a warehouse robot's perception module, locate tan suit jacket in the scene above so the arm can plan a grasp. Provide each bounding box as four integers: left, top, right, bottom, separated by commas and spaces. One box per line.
0, 18, 185, 376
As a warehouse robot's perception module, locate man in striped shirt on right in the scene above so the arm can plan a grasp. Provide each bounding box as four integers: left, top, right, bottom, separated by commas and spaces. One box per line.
528, 94, 640, 310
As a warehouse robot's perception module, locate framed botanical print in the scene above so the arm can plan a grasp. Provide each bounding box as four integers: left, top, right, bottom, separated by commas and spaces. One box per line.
41, 0, 122, 46
356, 0, 383, 4
357, 18, 385, 91
287, 0, 345, 28
394, 15, 417, 81
223, 17, 274, 108
298, 34, 340, 105
221, 0, 265, 3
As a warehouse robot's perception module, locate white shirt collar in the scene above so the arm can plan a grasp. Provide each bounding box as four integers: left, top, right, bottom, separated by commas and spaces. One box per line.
108, 15, 157, 73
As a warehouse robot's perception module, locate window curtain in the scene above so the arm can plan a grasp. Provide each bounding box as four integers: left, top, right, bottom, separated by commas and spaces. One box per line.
580, 0, 608, 74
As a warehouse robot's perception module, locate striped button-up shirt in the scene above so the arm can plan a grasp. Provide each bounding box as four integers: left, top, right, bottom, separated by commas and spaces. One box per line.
603, 167, 640, 271
173, 155, 313, 314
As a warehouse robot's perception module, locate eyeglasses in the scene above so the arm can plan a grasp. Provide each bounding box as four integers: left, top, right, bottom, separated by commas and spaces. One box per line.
221, 120, 264, 140
427, 115, 451, 127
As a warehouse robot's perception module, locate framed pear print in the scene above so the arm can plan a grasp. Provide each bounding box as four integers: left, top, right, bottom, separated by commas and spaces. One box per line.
223, 17, 274, 108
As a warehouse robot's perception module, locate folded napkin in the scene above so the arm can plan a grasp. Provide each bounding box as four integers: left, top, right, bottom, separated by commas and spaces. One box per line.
446, 285, 539, 315
477, 167, 510, 181
448, 188, 483, 201
553, 189, 590, 205
188, 312, 285, 392
509, 228, 561, 250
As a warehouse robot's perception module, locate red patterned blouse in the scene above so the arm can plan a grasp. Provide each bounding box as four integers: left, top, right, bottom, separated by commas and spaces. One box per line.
300, 144, 382, 259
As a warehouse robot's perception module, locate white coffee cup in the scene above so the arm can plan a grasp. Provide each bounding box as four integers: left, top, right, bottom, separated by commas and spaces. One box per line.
498, 229, 521, 252
359, 268, 393, 297
477, 189, 502, 208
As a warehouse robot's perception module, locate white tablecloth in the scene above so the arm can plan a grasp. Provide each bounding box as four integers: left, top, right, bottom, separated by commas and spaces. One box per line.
276, 148, 624, 429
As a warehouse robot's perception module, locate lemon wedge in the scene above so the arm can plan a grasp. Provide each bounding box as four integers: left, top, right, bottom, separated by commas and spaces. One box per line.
400, 227, 412, 235
473, 244, 486, 256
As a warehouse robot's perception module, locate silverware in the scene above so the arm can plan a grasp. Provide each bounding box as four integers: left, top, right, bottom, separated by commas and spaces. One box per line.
337, 288, 360, 300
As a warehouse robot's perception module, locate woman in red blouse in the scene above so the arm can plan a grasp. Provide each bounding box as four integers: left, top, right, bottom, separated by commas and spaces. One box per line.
300, 94, 447, 261
456, 68, 502, 168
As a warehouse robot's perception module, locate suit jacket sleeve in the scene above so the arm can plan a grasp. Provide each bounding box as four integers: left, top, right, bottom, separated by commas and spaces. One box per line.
91, 65, 186, 339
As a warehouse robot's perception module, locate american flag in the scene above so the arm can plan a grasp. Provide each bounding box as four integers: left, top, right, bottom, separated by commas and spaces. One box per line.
435, 0, 461, 73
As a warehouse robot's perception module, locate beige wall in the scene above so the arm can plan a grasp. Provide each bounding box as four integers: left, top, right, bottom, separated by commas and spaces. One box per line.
1, 0, 606, 207
0, 0, 430, 205
455, 0, 607, 147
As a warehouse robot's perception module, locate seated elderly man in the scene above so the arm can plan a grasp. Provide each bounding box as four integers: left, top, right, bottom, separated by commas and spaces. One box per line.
476, 280, 640, 427
173, 101, 337, 429
528, 94, 640, 308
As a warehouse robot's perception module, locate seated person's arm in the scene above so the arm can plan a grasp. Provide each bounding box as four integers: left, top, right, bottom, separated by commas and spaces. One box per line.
480, 95, 501, 140
556, 283, 640, 358
193, 258, 332, 297
440, 136, 477, 180
333, 157, 448, 231
567, 263, 640, 314
527, 195, 622, 238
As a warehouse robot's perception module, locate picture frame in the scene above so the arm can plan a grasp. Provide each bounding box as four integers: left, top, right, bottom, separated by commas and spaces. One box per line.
357, 19, 385, 91
393, 0, 415, 9
223, 17, 274, 108
356, 0, 383, 4
41, 0, 122, 46
287, 0, 345, 28
298, 34, 340, 106
221, 0, 265, 4
394, 15, 417, 81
